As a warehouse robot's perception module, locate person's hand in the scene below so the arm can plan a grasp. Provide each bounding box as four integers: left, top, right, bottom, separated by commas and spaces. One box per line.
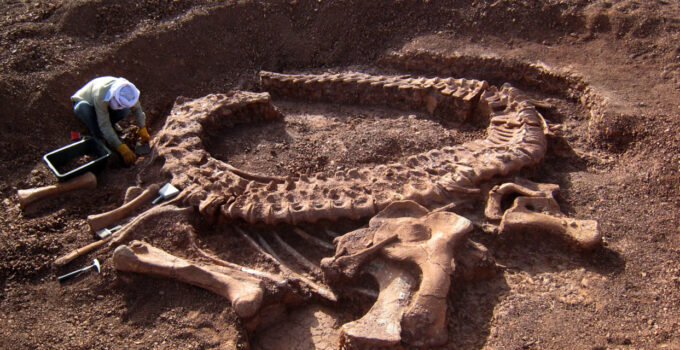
137, 127, 151, 143
115, 144, 137, 165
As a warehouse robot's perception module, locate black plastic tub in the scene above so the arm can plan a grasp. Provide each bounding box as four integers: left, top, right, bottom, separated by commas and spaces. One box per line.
43, 137, 111, 181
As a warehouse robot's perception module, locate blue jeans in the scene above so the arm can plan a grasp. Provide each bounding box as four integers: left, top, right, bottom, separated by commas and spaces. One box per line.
73, 101, 130, 139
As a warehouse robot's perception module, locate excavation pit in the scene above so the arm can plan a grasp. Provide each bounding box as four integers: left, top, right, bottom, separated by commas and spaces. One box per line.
5, 0, 676, 348
98, 57, 609, 349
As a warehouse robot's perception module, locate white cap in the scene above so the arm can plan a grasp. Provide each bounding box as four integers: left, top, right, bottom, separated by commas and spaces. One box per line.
105, 78, 139, 110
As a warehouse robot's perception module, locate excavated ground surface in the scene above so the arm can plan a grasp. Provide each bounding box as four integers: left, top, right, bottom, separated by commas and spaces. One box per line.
1, 1, 680, 349
204, 100, 484, 177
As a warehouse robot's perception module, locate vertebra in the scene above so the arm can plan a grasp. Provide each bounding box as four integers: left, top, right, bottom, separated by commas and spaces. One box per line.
154, 72, 548, 226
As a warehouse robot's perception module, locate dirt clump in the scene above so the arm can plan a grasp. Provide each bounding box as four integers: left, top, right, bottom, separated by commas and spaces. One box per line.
54, 154, 96, 174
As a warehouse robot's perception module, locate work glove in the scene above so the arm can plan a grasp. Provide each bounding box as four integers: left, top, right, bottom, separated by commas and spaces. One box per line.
115, 144, 137, 165
137, 127, 151, 143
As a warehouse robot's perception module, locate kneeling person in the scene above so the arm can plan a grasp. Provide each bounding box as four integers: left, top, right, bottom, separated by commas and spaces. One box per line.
71, 77, 151, 165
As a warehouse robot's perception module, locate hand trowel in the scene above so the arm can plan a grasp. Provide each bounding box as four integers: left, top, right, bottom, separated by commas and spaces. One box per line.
135, 142, 151, 156
152, 183, 180, 204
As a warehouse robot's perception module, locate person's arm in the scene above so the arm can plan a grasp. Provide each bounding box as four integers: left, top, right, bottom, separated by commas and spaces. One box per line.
94, 98, 136, 165
130, 102, 146, 127
131, 102, 150, 143
93, 99, 123, 148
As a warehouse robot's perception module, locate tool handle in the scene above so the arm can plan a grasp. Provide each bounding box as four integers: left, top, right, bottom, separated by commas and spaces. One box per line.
87, 183, 160, 232
57, 265, 92, 282
17, 172, 97, 209
53, 239, 109, 267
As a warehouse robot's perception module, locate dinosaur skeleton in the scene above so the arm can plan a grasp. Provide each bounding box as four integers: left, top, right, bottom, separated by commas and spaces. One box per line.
109, 69, 601, 347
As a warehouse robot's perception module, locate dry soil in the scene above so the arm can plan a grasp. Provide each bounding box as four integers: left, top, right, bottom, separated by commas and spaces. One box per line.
1, 1, 679, 349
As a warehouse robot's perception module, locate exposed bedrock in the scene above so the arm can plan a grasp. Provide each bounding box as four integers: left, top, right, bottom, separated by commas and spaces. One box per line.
154, 71, 549, 226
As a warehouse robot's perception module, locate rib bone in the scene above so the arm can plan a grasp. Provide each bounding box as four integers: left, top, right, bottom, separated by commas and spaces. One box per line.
188, 231, 288, 286
270, 230, 321, 274
235, 226, 337, 302
292, 227, 335, 251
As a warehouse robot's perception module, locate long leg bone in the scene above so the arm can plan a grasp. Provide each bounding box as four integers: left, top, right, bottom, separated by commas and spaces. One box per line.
113, 240, 264, 318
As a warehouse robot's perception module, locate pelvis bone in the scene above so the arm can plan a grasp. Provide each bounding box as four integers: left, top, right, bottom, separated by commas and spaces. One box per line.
322, 200, 473, 348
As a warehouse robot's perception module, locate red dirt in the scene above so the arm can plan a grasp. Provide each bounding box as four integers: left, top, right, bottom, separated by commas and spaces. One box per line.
1, 1, 679, 349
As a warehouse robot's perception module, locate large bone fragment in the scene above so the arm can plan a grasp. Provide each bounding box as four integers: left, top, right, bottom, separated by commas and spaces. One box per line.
322, 201, 472, 347
88, 183, 161, 232
484, 178, 559, 220
17, 172, 97, 209
113, 241, 264, 318
500, 196, 601, 250
484, 179, 601, 250
340, 259, 414, 348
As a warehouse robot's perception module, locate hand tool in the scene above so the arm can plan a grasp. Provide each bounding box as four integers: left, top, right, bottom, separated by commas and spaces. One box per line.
95, 225, 122, 239
152, 183, 180, 204
17, 172, 97, 209
134, 142, 150, 156
57, 258, 101, 282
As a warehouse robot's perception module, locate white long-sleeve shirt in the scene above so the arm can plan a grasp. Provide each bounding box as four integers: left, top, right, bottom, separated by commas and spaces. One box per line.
71, 76, 146, 148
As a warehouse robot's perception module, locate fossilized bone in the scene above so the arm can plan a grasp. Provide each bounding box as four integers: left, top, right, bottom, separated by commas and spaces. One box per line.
485, 178, 601, 249
88, 183, 161, 232
321, 200, 472, 347
338, 259, 414, 348
484, 178, 601, 249
154, 71, 548, 226
108, 69, 601, 348
113, 240, 264, 318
